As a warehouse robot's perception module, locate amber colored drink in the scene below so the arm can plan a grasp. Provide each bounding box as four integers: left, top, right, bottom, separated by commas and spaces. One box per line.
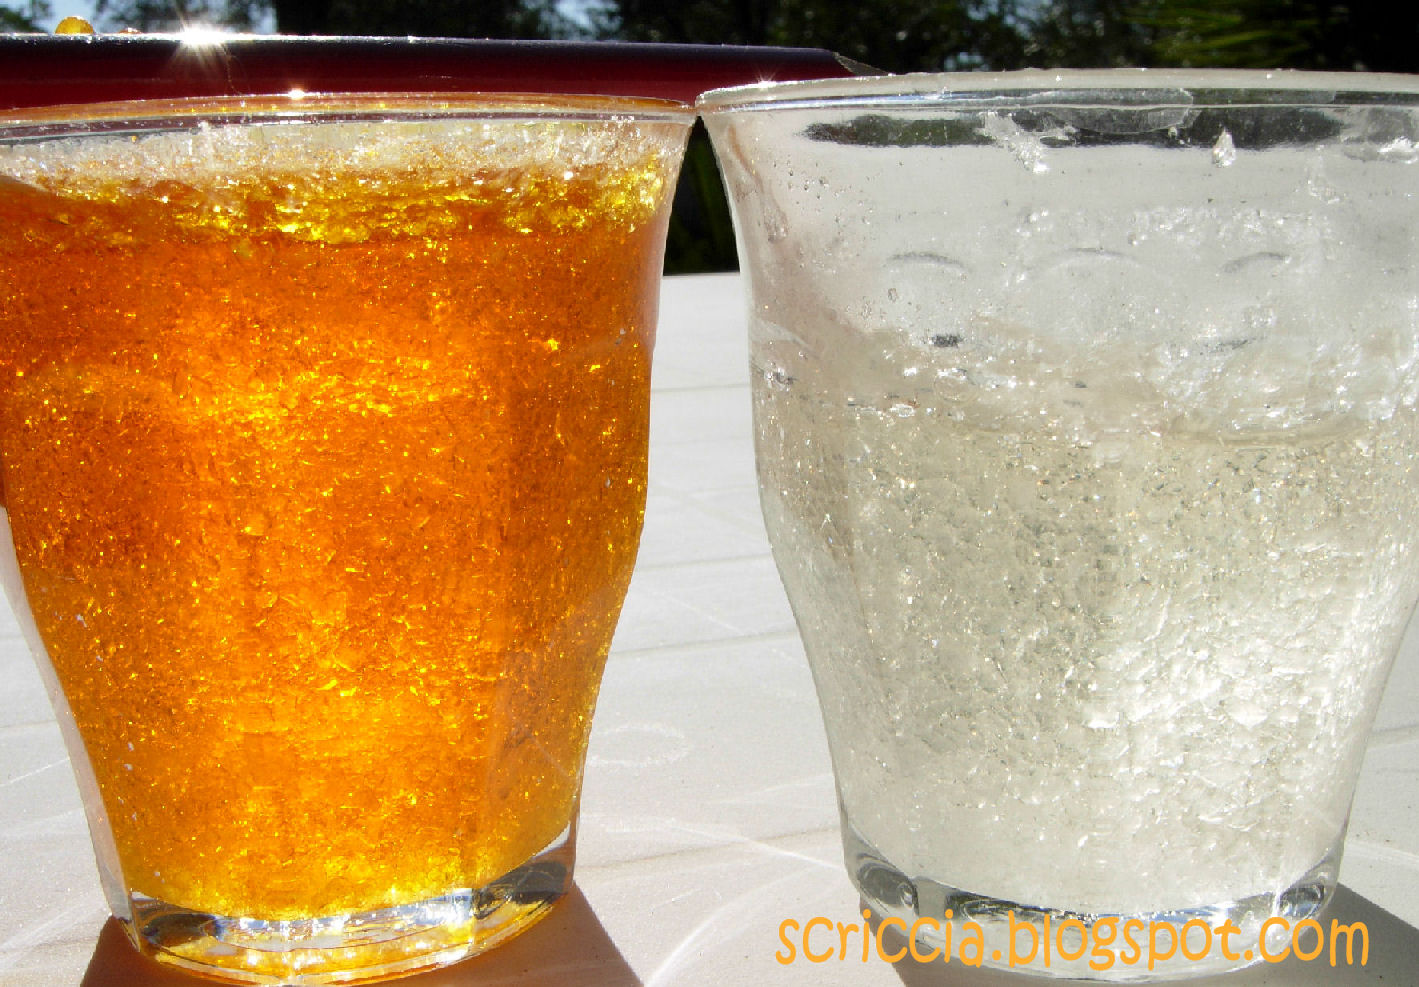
0, 95, 689, 983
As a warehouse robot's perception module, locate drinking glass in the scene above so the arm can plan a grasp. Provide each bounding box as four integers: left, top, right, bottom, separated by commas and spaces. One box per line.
700, 70, 1419, 979
0, 92, 691, 984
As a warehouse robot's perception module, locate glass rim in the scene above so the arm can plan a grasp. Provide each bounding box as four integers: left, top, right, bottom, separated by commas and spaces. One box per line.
0, 90, 695, 137
697, 67, 1419, 113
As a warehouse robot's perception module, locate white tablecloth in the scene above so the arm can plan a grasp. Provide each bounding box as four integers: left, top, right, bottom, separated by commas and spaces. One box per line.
2, 273, 1416, 985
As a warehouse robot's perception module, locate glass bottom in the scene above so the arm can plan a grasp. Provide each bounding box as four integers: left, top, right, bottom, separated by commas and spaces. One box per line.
845, 821, 1338, 982
119, 823, 575, 985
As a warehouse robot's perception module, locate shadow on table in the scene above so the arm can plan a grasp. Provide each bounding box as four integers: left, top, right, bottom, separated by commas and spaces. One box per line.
879, 885, 1411, 986
80, 884, 640, 987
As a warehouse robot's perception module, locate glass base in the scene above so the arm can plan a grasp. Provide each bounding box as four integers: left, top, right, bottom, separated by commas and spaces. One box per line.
119, 824, 575, 985
846, 822, 1338, 981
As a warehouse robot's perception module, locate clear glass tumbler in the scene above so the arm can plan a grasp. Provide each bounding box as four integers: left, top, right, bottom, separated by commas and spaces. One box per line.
701, 70, 1419, 979
0, 92, 691, 984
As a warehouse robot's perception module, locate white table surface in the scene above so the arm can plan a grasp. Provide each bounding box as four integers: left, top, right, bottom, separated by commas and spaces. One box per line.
2, 272, 1417, 986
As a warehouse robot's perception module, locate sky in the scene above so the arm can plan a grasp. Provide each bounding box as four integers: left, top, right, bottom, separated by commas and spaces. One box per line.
39, 3, 110, 31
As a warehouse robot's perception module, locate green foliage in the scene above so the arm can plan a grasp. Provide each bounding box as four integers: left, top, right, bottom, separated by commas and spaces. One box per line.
1143, 0, 1417, 71
598, 0, 1030, 73
47, 0, 1419, 76
91, 0, 267, 31
267, 0, 581, 38
595, 0, 1419, 75
663, 124, 739, 275
0, 0, 51, 31
86, 0, 581, 35
1024, 0, 1158, 67
1024, 0, 1419, 72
